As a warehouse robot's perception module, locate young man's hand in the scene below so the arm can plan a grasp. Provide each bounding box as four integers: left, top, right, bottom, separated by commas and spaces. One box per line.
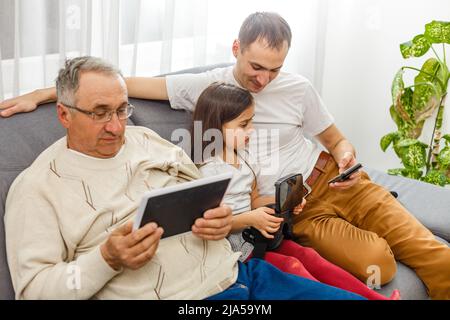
100, 221, 164, 271
192, 205, 233, 241
329, 151, 362, 190
0, 91, 39, 117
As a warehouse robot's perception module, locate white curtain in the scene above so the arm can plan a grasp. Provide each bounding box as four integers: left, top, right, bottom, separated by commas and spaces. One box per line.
2, 0, 449, 172
0, 0, 327, 99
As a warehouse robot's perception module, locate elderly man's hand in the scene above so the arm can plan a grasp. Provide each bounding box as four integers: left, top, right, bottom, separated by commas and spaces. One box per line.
192, 205, 232, 241
100, 221, 164, 271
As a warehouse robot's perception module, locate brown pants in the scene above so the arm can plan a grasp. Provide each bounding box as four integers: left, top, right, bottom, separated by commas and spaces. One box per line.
292, 156, 450, 299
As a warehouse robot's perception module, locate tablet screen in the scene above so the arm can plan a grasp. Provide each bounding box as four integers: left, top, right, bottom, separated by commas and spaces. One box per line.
133, 172, 232, 238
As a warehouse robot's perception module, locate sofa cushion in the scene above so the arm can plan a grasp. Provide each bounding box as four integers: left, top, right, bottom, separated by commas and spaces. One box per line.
366, 167, 450, 242
0, 104, 64, 299
0, 103, 135, 172
129, 63, 233, 145
0, 172, 17, 300
376, 236, 449, 300
0, 104, 66, 170
377, 261, 428, 300
129, 98, 192, 144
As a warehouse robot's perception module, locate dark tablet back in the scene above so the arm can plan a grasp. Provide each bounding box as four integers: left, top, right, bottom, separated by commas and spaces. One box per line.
136, 173, 232, 238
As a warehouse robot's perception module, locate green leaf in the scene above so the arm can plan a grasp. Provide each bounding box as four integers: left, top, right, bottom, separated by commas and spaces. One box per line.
380, 132, 398, 152
424, 21, 450, 44
387, 168, 404, 176
391, 69, 404, 102
402, 169, 423, 179
393, 142, 403, 158
401, 146, 426, 169
421, 170, 448, 186
414, 58, 442, 90
399, 87, 414, 122
407, 120, 425, 139
397, 139, 427, 169
438, 146, 450, 169
413, 88, 439, 123
391, 70, 414, 123
388, 168, 423, 179
396, 138, 427, 148
412, 59, 442, 123
400, 34, 431, 58
442, 134, 450, 144
389, 105, 404, 128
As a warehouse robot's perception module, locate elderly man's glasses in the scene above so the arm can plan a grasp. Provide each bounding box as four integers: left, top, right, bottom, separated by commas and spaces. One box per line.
62, 103, 135, 123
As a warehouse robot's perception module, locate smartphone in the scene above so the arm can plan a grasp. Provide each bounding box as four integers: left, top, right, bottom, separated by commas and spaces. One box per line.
328, 163, 363, 184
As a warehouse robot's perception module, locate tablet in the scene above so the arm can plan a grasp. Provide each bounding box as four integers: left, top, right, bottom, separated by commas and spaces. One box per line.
133, 172, 233, 238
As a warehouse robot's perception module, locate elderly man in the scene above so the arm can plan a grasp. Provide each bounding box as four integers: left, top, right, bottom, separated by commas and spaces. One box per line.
4, 56, 363, 300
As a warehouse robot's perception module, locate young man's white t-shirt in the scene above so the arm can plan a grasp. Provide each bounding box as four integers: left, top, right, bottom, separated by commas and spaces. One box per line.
166, 66, 334, 195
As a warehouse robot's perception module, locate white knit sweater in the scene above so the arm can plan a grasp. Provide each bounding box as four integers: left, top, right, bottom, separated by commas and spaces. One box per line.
5, 126, 240, 300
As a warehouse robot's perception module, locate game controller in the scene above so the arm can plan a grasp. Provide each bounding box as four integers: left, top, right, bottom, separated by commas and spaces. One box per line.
242, 173, 303, 258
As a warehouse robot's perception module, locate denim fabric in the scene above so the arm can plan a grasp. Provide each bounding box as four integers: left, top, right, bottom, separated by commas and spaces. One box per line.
207, 259, 366, 300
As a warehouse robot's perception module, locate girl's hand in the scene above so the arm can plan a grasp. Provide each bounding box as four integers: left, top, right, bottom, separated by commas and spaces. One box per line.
292, 198, 307, 215
249, 207, 283, 239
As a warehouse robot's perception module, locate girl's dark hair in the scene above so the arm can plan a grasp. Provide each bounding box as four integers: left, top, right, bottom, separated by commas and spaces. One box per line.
191, 82, 254, 163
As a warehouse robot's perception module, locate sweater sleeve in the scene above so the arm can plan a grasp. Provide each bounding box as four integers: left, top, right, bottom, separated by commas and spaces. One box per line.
5, 184, 122, 300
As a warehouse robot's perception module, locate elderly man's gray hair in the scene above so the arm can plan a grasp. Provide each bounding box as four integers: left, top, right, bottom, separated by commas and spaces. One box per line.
55, 56, 124, 106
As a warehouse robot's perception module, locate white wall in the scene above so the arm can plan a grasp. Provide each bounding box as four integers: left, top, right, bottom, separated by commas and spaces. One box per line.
320, 0, 450, 171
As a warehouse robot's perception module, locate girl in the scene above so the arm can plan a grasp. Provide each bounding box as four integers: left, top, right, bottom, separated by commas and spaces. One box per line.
193, 82, 400, 300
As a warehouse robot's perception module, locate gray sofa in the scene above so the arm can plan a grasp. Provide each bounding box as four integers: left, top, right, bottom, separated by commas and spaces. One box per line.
1, 63, 449, 300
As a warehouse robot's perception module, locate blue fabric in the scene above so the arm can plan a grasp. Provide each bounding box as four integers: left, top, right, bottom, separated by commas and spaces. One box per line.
207, 259, 366, 300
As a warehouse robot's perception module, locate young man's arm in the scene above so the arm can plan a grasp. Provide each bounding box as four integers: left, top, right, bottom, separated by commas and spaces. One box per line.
316, 124, 355, 163
0, 77, 168, 117
0, 87, 56, 117
125, 77, 168, 100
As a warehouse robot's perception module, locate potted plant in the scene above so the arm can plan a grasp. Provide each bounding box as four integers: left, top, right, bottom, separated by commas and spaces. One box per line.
380, 21, 450, 186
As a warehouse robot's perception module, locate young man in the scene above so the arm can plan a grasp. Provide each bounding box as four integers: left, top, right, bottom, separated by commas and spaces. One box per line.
2, 12, 449, 299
